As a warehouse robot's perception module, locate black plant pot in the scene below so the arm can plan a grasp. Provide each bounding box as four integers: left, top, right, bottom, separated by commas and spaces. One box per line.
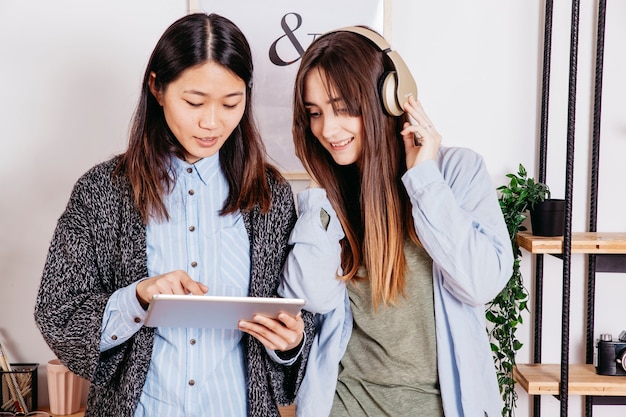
530, 199, 565, 236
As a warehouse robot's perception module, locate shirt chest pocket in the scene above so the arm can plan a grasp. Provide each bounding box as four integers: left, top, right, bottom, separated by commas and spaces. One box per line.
202, 224, 250, 292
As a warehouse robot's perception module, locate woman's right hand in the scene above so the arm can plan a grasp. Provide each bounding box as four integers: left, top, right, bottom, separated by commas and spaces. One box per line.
401, 96, 442, 170
136, 270, 208, 309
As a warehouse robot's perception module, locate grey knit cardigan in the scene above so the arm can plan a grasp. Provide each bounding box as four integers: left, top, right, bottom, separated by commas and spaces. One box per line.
34, 156, 314, 417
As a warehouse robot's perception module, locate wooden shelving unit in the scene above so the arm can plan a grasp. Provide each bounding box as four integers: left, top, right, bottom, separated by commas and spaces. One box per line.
513, 232, 626, 401
517, 0, 619, 415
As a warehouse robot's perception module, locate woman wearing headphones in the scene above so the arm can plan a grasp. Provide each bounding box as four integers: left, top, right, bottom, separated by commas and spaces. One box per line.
279, 27, 513, 417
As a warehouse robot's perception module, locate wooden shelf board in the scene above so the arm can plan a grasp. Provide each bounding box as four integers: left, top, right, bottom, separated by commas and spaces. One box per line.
41, 406, 85, 417
516, 232, 626, 254
514, 364, 626, 396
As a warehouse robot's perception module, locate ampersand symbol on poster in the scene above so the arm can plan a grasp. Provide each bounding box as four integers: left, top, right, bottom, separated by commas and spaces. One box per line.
269, 13, 307, 66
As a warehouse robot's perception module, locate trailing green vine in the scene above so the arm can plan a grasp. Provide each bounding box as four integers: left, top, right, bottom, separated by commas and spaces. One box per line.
486, 163, 549, 416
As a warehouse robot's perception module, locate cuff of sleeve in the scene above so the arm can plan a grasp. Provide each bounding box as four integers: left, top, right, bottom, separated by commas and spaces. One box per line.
296, 188, 332, 214
100, 280, 149, 352
266, 333, 307, 366
114, 280, 149, 323
292, 188, 344, 245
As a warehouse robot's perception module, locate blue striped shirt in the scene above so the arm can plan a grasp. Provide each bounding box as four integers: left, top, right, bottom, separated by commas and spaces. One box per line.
100, 153, 252, 416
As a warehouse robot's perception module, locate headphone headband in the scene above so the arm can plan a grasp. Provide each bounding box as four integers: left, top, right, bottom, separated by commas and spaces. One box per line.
333, 25, 392, 52
324, 26, 418, 116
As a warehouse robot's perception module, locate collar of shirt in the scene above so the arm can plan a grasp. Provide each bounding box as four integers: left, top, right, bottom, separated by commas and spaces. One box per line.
170, 152, 221, 186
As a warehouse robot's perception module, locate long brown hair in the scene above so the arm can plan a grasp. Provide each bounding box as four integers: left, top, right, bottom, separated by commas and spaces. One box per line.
292, 29, 419, 307
115, 13, 279, 223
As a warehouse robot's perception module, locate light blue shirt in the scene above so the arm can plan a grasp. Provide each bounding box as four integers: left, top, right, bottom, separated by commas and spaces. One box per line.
279, 146, 514, 417
100, 154, 252, 417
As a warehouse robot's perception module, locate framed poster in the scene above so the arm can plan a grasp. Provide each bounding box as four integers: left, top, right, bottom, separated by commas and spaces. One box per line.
189, 0, 388, 178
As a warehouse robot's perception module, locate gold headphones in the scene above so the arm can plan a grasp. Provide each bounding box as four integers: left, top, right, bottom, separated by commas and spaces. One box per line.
325, 26, 418, 117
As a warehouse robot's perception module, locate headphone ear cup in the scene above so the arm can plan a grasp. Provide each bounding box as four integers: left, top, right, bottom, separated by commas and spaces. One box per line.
378, 71, 402, 117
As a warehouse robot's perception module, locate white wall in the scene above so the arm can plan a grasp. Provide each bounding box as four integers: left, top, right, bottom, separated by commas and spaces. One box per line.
0, 0, 187, 408
0, 0, 624, 415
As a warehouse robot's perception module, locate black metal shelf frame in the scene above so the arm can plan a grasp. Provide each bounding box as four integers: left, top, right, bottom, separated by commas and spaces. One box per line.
531, 1, 614, 417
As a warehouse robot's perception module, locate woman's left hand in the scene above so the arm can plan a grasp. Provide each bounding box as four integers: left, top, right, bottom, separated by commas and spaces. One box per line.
401, 96, 442, 170
238, 312, 305, 352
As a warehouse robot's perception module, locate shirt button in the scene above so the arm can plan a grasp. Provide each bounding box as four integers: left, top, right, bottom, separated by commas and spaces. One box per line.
187, 167, 193, 173
190, 339, 196, 345
189, 225, 195, 232
188, 380, 195, 386
188, 189, 195, 196
191, 261, 198, 268
134, 317, 141, 323
111, 335, 118, 341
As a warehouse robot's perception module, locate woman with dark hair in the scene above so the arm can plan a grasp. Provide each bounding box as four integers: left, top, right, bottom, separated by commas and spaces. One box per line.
35, 13, 313, 417
280, 27, 512, 416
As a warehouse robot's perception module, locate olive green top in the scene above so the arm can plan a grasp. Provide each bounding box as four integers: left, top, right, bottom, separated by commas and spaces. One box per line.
331, 240, 444, 417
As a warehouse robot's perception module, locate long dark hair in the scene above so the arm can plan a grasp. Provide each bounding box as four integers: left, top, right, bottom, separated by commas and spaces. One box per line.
116, 13, 279, 223
292, 29, 418, 307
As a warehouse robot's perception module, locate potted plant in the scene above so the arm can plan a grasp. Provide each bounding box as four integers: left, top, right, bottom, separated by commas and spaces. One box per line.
499, 163, 564, 237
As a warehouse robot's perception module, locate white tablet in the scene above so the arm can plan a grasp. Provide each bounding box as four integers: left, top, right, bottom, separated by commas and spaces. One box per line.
144, 294, 306, 329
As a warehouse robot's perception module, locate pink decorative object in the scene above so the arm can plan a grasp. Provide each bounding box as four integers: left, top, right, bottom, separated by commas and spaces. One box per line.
46, 359, 82, 415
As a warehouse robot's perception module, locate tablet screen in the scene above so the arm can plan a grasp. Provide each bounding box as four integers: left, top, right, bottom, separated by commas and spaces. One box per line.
144, 294, 306, 329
